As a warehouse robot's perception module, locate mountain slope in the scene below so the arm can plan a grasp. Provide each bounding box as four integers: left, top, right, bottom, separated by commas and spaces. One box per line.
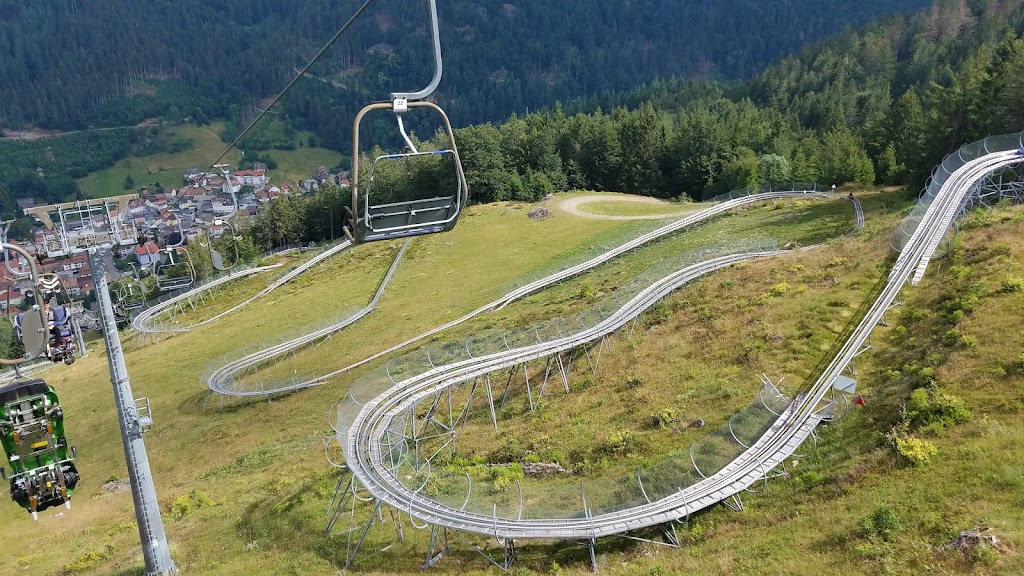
0, 0, 929, 131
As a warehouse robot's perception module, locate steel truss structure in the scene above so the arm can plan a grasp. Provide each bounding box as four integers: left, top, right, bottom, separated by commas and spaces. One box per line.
324, 208, 862, 569
323, 132, 1024, 572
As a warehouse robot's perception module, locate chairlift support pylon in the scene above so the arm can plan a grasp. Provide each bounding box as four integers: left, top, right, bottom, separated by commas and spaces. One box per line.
25, 198, 176, 573
345, 0, 469, 244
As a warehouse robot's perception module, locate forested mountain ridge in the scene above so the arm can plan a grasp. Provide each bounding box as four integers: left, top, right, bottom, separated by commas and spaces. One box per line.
433, 0, 1024, 205
233, 0, 1024, 249
0, 0, 929, 132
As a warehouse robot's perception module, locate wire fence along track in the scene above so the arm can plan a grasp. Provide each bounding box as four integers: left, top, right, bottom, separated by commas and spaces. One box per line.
328, 198, 863, 544
132, 240, 353, 334
329, 138, 1024, 554
268, 188, 845, 400
203, 240, 407, 397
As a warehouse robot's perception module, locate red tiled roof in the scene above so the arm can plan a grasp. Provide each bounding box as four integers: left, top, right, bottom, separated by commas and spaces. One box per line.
135, 241, 159, 256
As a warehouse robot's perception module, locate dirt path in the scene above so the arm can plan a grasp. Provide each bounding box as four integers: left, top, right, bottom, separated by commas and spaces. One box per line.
1, 118, 165, 141
556, 194, 702, 220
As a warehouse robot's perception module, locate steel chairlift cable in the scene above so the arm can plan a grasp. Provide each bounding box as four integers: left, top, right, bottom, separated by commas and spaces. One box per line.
195, 0, 379, 186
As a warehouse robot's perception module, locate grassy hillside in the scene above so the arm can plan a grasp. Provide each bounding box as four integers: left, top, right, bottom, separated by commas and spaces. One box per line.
74, 123, 343, 198
75, 123, 241, 198
5, 190, 1021, 575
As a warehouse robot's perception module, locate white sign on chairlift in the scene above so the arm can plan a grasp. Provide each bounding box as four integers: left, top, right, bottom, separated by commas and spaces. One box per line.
393, 98, 408, 113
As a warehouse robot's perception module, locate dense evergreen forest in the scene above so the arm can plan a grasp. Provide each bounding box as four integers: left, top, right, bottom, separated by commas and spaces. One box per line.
229, 0, 1024, 253
0, 0, 927, 132
6, 0, 1024, 242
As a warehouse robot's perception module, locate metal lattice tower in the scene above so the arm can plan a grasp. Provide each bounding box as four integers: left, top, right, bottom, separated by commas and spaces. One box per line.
25, 197, 176, 575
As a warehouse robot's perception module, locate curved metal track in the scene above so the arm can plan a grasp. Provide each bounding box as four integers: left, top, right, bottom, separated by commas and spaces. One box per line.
220, 189, 845, 399
133, 240, 353, 334
204, 240, 406, 396
334, 140, 1024, 549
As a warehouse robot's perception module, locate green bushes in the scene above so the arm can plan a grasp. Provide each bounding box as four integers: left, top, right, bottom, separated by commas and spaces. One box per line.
906, 389, 971, 432
651, 407, 678, 429
624, 373, 647, 389
489, 463, 524, 493
885, 429, 937, 467
858, 504, 903, 542
1001, 275, 1024, 293
597, 428, 639, 455
170, 488, 216, 520
489, 437, 525, 464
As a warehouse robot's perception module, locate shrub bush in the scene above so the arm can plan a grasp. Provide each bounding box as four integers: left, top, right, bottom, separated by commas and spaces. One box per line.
651, 407, 678, 429
906, 389, 971, 431
489, 437, 525, 464
624, 373, 646, 389
1001, 276, 1024, 293
886, 429, 937, 467
858, 504, 903, 542
598, 428, 638, 455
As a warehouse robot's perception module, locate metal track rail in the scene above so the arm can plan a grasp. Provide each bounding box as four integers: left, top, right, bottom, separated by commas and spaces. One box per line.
133, 240, 353, 333
204, 240, 406, 396
337, 147, 1018, 545
309, 190, 845, 387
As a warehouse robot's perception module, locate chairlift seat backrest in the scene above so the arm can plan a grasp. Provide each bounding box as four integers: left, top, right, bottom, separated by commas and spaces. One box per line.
362, 149, 462, 242
50, 305, 68, 327
49, 306, 72, 337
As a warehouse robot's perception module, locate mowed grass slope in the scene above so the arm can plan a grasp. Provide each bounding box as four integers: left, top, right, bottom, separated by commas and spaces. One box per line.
13, 191, 1020, 575
0, 193, 867, 575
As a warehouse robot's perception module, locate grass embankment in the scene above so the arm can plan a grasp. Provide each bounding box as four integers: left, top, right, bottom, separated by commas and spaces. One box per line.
13, 191, 1017, 575
564, 203, 1024, 576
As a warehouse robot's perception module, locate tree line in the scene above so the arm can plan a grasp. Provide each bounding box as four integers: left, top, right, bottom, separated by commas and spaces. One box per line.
0, 1, 927, 133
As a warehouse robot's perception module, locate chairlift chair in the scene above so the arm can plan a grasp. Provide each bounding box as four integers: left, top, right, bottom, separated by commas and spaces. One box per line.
344, 0, 469, 244
120, 283, 146, 311
207, 219, 241, 271
120, 263, 146, 311
155, 248, 196, 292
36, 274, 79, 365
0, 244, 62, 365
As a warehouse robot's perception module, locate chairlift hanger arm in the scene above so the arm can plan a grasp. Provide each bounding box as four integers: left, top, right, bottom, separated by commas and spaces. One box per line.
0, 242, 47, 365
390, 0, 443, 102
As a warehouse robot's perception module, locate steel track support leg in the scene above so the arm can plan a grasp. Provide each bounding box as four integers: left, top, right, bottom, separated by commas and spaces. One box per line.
504, 538, 516, 570
659, 523, 681, 547
556, 353, 570, 394
423, 525, 449, 568
484, 374, 498, 431
389, 507, 405, 543
523, 362, 534, 412
347, 499, 382, 569
722, 493, 744, 512
538, 356, 554, 402
499, 365, 519, 412
460, 378, 478, 430
324, 473, 354, 535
